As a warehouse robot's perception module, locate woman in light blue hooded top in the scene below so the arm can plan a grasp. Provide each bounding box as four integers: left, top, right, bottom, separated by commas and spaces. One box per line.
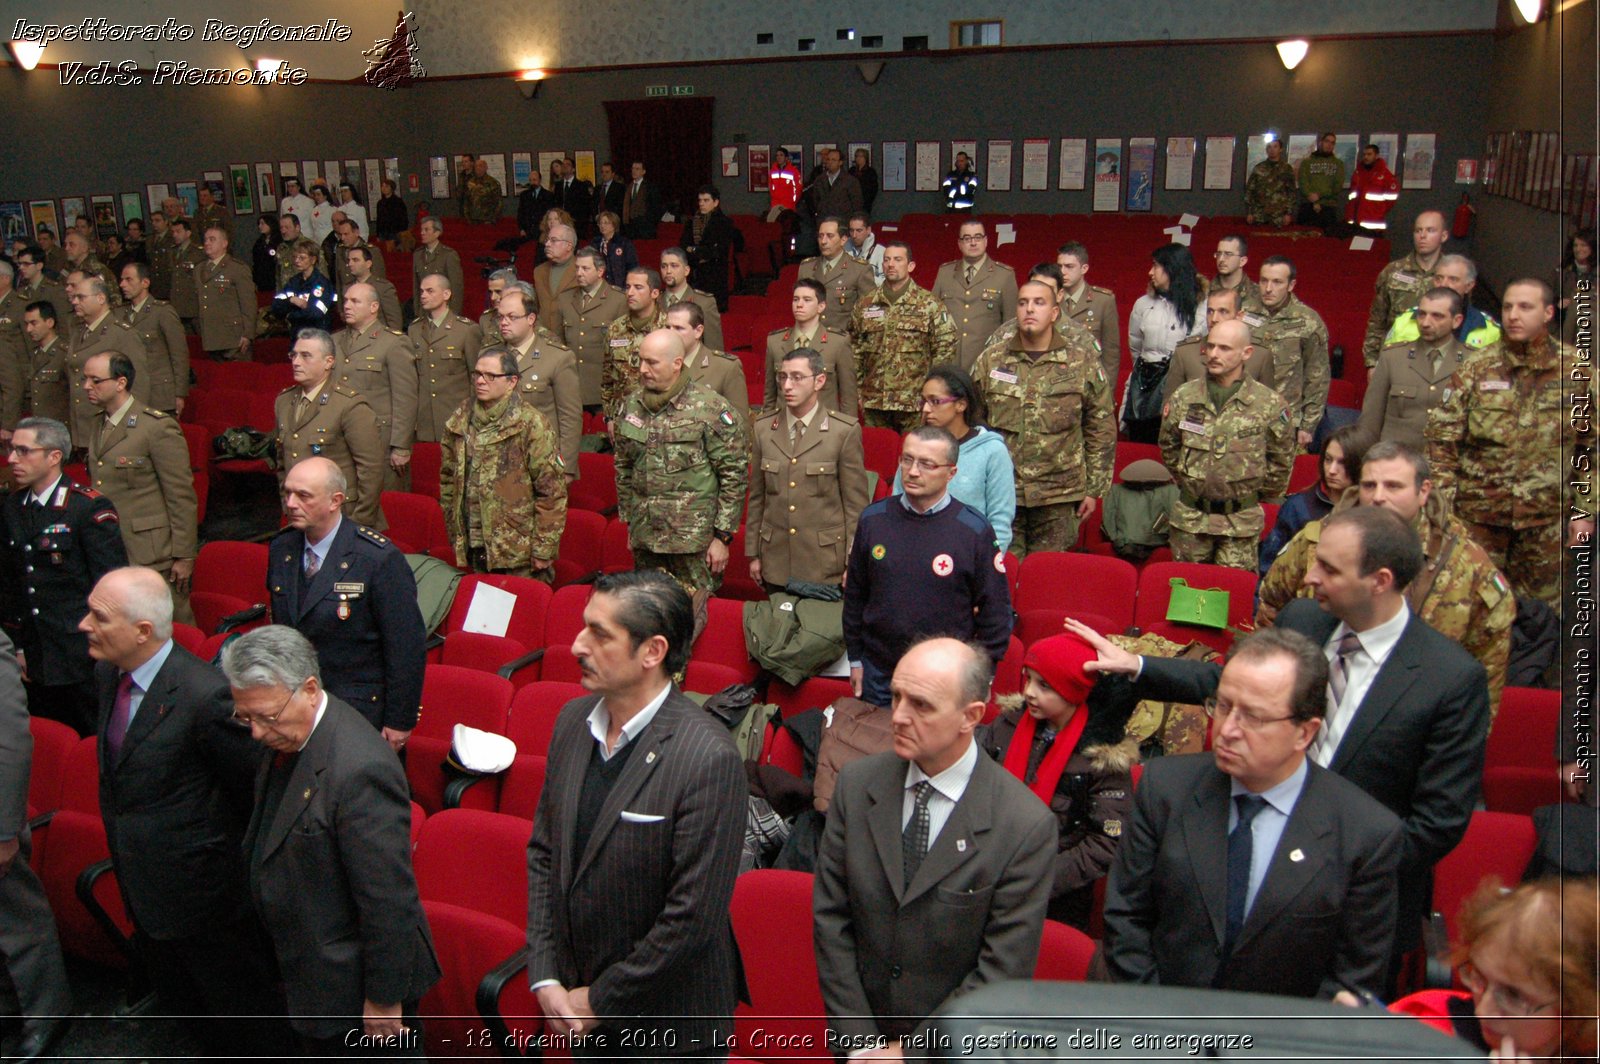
892, 364, 1016, 553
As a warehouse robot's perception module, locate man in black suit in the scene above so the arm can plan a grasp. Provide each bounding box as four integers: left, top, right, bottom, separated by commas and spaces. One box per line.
814, 637, 1056, 1060
227, 625, 439, 1053
1070, 506, 1489, 986
621, 162, 662, 240
497, 171, 554, 257
593, 162, 625, 221
267, 456, 426, 751
1099, 628, 1404, 998
526, 570, 745, 1057
557, 157, 594, 239
81, 566, 285, 1055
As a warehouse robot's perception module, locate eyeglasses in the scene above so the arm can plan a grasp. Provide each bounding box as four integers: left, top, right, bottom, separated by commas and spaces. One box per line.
231, 685, 301, 728
1203, 698, 1298, 731
1458, 961, 1558, 1017
7, 444, 49, 457
898, 455, 952, 473
958, 235, 987, 243
471, 370, 517, 381
1214, 250, 1240, 259
497, 311, 529, 322
80, 374, 113, 386
544, 237, 573, 246
775, 373, 815, 384
919, 395, 961, 408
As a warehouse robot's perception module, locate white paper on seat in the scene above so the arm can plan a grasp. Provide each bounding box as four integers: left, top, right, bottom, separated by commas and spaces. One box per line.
1163, 225, 1185, 237
995, 223, 1016, 247
1350, 236, 1375, 251
462, 583, 517, 638
1179, 213, 1200, 228
1171, 231, 1191, 246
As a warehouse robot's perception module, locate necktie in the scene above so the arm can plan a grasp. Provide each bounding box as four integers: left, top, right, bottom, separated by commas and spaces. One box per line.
964, 263, 975, 286
303, 547, 320, 580
903, 781, 934, 888
790, 418, 806, 446
106, 672, 135, 762
1224, 794, 1268, 956
1429, 347, 1443, 376
296, 393, 313, 428
1326, 631, 1363, 708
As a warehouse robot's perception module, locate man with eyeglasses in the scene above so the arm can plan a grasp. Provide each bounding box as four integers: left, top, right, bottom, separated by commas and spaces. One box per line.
602, 267, 668, 416
1209, 234, 1262, 315
1073, 505, 1489, 994
842, 426, 1012, 708
493, 282, 581, 479
533, 222, 582, 336
933, 221, 1019, 372
763, 279, 857, 415
1, 416, 128, 734
11, 245, 72, 331
1092, 625, 1403, 999
225, 625, 439, 1053
334, 283, 418, 493
799, 217, 875, 337
67, 275, 150, 448
440, 351, 567, 580
272, 329, 386, 529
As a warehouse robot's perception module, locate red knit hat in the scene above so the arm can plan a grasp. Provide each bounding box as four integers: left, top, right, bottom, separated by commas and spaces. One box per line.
1022, 633, 1097, 705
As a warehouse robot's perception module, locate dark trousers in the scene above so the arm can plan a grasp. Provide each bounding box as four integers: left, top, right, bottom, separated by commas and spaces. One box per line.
138, 914, 292, 1058
858, 658, 892, 709
24, 677, 96, 735
297, 1001, 424, 1058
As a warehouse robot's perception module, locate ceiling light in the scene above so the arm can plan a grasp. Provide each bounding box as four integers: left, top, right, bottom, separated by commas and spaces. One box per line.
1276, 39, 1309, 71
1514, 0, 1543, 23
8, 40, 45, 70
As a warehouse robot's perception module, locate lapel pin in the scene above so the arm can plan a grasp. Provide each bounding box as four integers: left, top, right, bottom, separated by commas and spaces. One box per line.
1289, 848, 1305, 862
645, 751, 656, 764
303, 788, 312, 799
956, 839, 967, 852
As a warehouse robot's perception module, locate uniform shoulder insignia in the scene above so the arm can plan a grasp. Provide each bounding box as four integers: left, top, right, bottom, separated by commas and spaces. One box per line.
713, 350, 739, 362
143, 408, 170, 419
333, 384, 361, 398
829, 410, 859, 425
691, 288, 712, 298
455, 315, 474, 324
279, 383, 299, 394
70, 483, 105, 499
1090, 284, 1113, 295
356, 525, 390, 546
390, 328, 405, 336
115, 320, 134, 329
768, 326, 787, 336
800, 256, 819, 265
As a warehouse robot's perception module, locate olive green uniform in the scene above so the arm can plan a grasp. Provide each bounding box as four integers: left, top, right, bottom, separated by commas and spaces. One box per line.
1362, 252, 1438, 367
849, 279, 958, 433
601, 309, 667, 416
1247, 294, 1330, 442
407, 311, 482, 443
556, 282, 627, 407
273, 382, 387, 530
115, 297, 189, 413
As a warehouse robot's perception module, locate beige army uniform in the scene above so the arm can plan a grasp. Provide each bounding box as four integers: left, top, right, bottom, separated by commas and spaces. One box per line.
116, 297, 189, 413
15, 277, 73, 334
682, 346, 750, 426
1160, 377, 1295, 570
661, 287, 724, 351
799, 253, 876, 335
334, 321, 419, 493
332, 242, 388, 295
763, 325, 859, 416
1162, 333, 1270, 405
408, 311, 482, 443
972, 330, 1114, 557
601, 309, 667, 415
556, 282, 627, 406
533, 261, 581, 336
0, 288, 28, 429
1356, 336, 1469, 452
68, 257, 121, 304
166, 241, 206, 321
478, 309, 503, 347
931, 256, 1019, 371
194, 255, 257, 357
1060, 281, 1122, 383
26, 336, 71, 425
345, 275, 403, 332
68, 313, 150, 446
747, 405, 870, 586
413, 242, 466, 316
146, 229, 176, 300
1362, 251, 1439, 367
849, 279, 958, 432
1247, 294, 1330, 442
274, 381, 386, 530
503, 332, 583, 479
1212, 275, 1264, 314
192, 202, 230, 235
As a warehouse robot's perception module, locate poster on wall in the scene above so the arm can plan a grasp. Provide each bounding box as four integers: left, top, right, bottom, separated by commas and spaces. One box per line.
1203, 136, 1235, 189
847, 142, 871, 170
429, 156, 450, 199
61, 196, 86, 230
721, 146, 739, 178
1286, 134, 1317, 171
279, 161, 299, 184
882, 141, 908, 192
145, 183, 170, 214
481, 153, 509, 194
0, 202, 25, 243
1402, 134, 1436, 189
511, 152, 532, 191
202, 170, 226, 203
813, 143, 837, 171
1455, 160, 1478, 185
781, 145, 804, 177
339, 160, 360, 191
987, 140, 1013, 192
120, 192, 143, 226
174, 182, 198, 218
1092, 139, 1122, 212
28, 200, 59, 238
747, 145, 770, 193
254, 163, 278, 212
1334, 134, 1361, 177
228, 164, 254, 215
301, 161, 320, 188
1059, 138, 1087, 190
1165, 137, 1196, 191
1021, 139, 1050, 190
364, 158, 383, 208
1367, 133, 1400, 168
1245, 135, 1270, 176
1125, 138, 1155, 211
90, 194, 117, 238
914, 141, 941, 191
950, 140, 977, 177
384, 158, 400, 183
572, 151, 595, 184
537, 152, 563, 183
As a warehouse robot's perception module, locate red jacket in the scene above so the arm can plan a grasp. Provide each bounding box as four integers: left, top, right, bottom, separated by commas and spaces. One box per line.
1346, 158, 1400, 230
769, 165, 801, 211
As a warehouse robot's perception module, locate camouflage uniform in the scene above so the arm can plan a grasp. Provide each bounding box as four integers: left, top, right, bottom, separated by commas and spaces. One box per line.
1216, 276, 1265, 315
1362, 252, 1438, 366
1244, 159, 1298, 225
462, 174, 504, 224
1249, 294, 1330, 441
439, 392, 568, 581
971, 330, 1114, 557
1426, 334, 1594, 610
849, 280, 958, 432
1257, 493, 1516, 718
613, 377, 749, 597
601, 309, 667, 416
982, 313, 1086, 349
1160, 377, 1294, 570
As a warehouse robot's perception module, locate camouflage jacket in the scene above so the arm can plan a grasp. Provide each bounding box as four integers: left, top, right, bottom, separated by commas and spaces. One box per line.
1257, 493, 1515, 719
1160, 377, 1294, 537
1362, 252, 1438, 365
849, 280, 958, 412
602, 309, 667, 415
971, 331, 1114, 507
462, 175, 503, 224
1245, 159, 1298, 221
613, 377, 750, 553
439, 393, 567, 571
1427, 334, 1595, 529
1251, 294, 1330, 435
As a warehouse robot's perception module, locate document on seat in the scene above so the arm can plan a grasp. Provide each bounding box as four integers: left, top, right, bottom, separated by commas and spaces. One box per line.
1179, 213, 1200, 228
462, 583, 517, 638
995, 223, 1016, 247
1350, 236, 1376, 251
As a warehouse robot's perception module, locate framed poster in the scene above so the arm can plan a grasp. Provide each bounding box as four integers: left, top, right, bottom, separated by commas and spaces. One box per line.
202, 170, 226, 202
1402, 134, 1436, 190
61, 196, 87, 230
1203, 136, 1235, 190
1059, 138, 1087, 190
280, 160, 299, 181
119, 193, 143, 227
746, 145, 770, 193
1125, 137, 1155, 211
364, 158, 383, 209
1165, 137, 1196, 191
511, 151, 533, 191
537, 152, 564, 184
481, 152, 509, 193
384, 158, 400, 183
572, 150, 595, 184
175, 181, 199, 218
145, 183, 171, 214
0, 202, 27, 244
1367, 133, 1400, 168
28, 200, 59, 238
1334, 135, 1361, 177
341, 160, 361, 191
914, 141, 941, 192
987, 140, 1013, 192
720, 146, 739, 178
301, 160, 320, 188
780, 144, 804, 177
882, 141, 907, 192
1245, 134, 1270, 176
255, 163, 278, 211
228, 164, 254, 214
429, 156, 450, 199
90, 194, 118, 238
1092, 139, 1121, 212
1021, 139, 1050, 191
812, 143, 837, 171
950, 140, 977, 174
1286, 134, 1317, 171
847, 142, 872, 169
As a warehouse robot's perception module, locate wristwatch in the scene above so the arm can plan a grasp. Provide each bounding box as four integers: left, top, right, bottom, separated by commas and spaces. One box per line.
712, 529, 733, 546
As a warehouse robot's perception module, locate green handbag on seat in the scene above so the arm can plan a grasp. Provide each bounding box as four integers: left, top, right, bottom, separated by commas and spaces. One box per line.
1165, 577, 1230, 629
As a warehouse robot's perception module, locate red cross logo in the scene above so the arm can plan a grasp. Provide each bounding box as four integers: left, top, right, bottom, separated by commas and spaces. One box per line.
932, 553, 954, 577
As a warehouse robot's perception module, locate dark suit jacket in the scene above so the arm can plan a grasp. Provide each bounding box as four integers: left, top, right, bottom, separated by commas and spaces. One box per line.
680, 210, 739, 303
1101, 753, 1403, 998
813, 748, 1056, 1052
556, 178, 594, 233
1137, 598, 1489, 948
96, 646, 260, 940
517, 186, 554, 236
621, 180, 662, 239
811, 170, 865, 220
525, 687, 747, 1046
266, 518, 427, 731
594, 178, 625, 218
244, 695, 440, 1037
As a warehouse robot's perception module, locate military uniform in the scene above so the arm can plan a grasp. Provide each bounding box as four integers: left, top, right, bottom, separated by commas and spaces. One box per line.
972, 330, 1115, 557
931, 257, 1019, 372
661, 287, 725, 351
763, 325, 859, 415
1427, 334, 1594, 609
440, 392, 568, 579
682, 347, 750, 426
747, 406, 869, 586
0, 287, 28, 429
1257, 497, 1515, 717
334, 321, 418, 492
1160, 377, 1295, 570
1213, 276, 1265, 315
407, 311, 482, 442
413, 242, 466, 316
556, 282, 627, 407
1382, 305, 1501, 352
478, 309, 503, 347
344, 275, 403, 332
15, 277, 73, 334
67, 257, 120, 303
1061, 281, 1122, 383
1162, 333, 1270, 405
192, 202, 229, 236
1249, 294, 1330, 443
601, 309, 668, 415
462, 174, 503, 224
273, 383, 387, 530
849, 280, 958, 432
503, 332, 582, 479
1356, 336, 1469, 451
115, 297, 188, 413
332, 241, 389, 289
1362, 252, 1439, 367
166, 241, 206, 323
146, 228, 176, 300
68, 313, 150, 446
1244, 158, 1298, 224
798, 253, 876, 335
25, 337, 70, 425
194, 254, 257, 358
613, 378, 749, 596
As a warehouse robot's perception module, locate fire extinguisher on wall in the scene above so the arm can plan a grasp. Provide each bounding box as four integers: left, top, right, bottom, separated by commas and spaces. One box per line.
1453, 191, 1476, 240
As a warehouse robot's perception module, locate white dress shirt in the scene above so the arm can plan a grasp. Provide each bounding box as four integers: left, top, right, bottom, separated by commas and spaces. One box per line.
902, 738, 979, 851
1313, 604, 1410, 766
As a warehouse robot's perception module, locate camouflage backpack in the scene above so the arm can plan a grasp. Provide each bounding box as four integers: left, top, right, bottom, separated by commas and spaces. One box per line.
213, 427, 277, 468
1108, 631, 1223, 759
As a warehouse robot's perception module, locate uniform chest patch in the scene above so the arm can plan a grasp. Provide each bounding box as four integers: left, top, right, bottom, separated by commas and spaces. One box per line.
932, 553, 954, 577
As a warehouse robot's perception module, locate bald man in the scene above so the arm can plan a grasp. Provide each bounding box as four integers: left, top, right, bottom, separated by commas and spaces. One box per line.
1362, 210, 1447, 367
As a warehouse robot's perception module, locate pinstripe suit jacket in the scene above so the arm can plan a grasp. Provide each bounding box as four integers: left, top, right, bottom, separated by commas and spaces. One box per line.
526, 687, 746, 1046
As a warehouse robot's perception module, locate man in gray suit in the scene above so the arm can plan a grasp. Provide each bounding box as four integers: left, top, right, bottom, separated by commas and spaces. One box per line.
527, 570, 746, 1057
814, 637, 1055, 1060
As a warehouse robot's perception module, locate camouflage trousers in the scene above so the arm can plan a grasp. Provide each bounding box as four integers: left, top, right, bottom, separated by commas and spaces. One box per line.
1169, 529, 1260, 572
467, 548, 555, 584
1464, 520, 1560, 611
1012, 504, 1080, 559
862, 409, 919, 433
634, 546, 721, 643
